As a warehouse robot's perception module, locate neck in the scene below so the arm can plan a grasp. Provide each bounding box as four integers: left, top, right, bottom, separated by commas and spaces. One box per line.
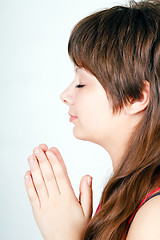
101, 137, 128, 172
100, 118, 138, 172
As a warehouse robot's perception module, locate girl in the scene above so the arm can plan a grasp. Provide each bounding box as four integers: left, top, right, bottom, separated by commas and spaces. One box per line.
24, 0, 160, 239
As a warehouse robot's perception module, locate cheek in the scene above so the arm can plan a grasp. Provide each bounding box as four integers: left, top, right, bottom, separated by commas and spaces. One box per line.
77, 95, 110, 128
73, 93, 114, 141
76, 95, 95, 120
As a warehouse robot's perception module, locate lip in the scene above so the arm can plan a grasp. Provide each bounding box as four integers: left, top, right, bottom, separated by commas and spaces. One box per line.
69, 113, 78, 122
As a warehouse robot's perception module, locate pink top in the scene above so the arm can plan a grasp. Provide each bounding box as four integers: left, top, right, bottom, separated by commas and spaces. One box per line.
95, 187, 160, 239
95, 202, 101, 214
125, 186, 160, 238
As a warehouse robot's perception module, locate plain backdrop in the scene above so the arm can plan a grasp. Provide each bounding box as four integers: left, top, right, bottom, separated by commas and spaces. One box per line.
1, 0, 127, 239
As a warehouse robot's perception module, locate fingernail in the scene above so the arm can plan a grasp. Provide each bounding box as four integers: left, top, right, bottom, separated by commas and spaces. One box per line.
28, 156, 36, 165
24, 174, 30, 178
34, 148, 40, 154
24, 173, 31, 182
87, 177, 92, 186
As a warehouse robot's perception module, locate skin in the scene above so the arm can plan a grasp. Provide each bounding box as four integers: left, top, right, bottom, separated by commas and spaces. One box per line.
24, 144, 92, 240
126, 195, 160, 240
24, 67, 160, 240
60, 67, 145, 169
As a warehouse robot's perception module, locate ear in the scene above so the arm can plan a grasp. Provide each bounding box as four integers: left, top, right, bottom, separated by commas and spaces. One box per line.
124, 80, 150, 115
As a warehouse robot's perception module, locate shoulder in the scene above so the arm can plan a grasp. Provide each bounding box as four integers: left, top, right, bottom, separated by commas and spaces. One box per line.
126, 195, 160, 240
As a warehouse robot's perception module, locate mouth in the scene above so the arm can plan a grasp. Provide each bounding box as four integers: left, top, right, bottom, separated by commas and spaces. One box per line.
69, 113, 78, 122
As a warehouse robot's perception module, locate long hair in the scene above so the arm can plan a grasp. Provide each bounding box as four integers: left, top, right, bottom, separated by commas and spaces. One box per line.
68, 1, 160, 239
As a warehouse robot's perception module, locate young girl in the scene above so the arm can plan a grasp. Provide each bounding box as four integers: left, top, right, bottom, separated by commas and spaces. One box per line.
24, 0, 160, 239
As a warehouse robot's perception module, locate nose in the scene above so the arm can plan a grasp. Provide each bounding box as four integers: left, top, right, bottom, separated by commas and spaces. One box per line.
60, 84, 74, 105
60, 90, 68, 104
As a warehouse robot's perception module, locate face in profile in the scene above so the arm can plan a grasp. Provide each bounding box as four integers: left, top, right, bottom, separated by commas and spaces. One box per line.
60, 67, 128, 147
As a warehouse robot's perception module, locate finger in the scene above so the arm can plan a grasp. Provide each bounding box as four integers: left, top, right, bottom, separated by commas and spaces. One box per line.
79, 175, 93, 220
45, 150, 75, 196
49, 147, 63, 162
49, 147, 67, 174
33, 147, 60, 197
24, 170, 40, 210
28, 155, 48, 204
39, 143, 48, 152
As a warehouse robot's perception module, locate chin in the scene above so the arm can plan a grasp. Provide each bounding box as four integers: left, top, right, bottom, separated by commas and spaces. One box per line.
73, 126, 97, 143
73, 127, 86, 140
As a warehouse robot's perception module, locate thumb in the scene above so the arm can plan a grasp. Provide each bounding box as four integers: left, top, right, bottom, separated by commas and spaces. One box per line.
79, 175, 93, 220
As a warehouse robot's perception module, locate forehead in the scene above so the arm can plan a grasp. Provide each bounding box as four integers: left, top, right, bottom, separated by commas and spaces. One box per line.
74, 66, 95, 78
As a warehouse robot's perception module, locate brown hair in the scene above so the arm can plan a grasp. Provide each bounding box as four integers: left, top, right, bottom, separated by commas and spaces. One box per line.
68, 1, 160, 239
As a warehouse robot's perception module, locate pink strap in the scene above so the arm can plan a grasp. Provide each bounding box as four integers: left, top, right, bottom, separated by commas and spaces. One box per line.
138, 186, 160, 208
95, 202, 101, 214
128, 186, 160, 225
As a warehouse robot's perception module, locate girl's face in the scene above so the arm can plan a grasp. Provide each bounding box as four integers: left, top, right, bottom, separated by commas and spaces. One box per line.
60, 67, 128, 148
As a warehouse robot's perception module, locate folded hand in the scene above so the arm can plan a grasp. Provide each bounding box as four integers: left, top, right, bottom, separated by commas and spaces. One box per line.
24, 144, 93, 240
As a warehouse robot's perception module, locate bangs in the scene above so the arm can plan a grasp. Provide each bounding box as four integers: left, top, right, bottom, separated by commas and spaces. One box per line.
68, 11, 103, 76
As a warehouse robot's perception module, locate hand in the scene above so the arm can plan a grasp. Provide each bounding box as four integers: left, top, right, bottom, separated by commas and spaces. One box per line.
24, 144, 93, 240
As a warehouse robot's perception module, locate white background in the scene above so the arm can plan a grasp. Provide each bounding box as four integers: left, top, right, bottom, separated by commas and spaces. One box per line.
1, 0, 126, 239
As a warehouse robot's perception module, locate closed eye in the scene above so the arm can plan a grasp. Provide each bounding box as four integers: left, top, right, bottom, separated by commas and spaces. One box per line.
75, 84, 85, 88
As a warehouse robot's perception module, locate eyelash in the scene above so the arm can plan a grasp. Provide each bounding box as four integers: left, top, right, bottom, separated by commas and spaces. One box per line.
75, 84, 85, 88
